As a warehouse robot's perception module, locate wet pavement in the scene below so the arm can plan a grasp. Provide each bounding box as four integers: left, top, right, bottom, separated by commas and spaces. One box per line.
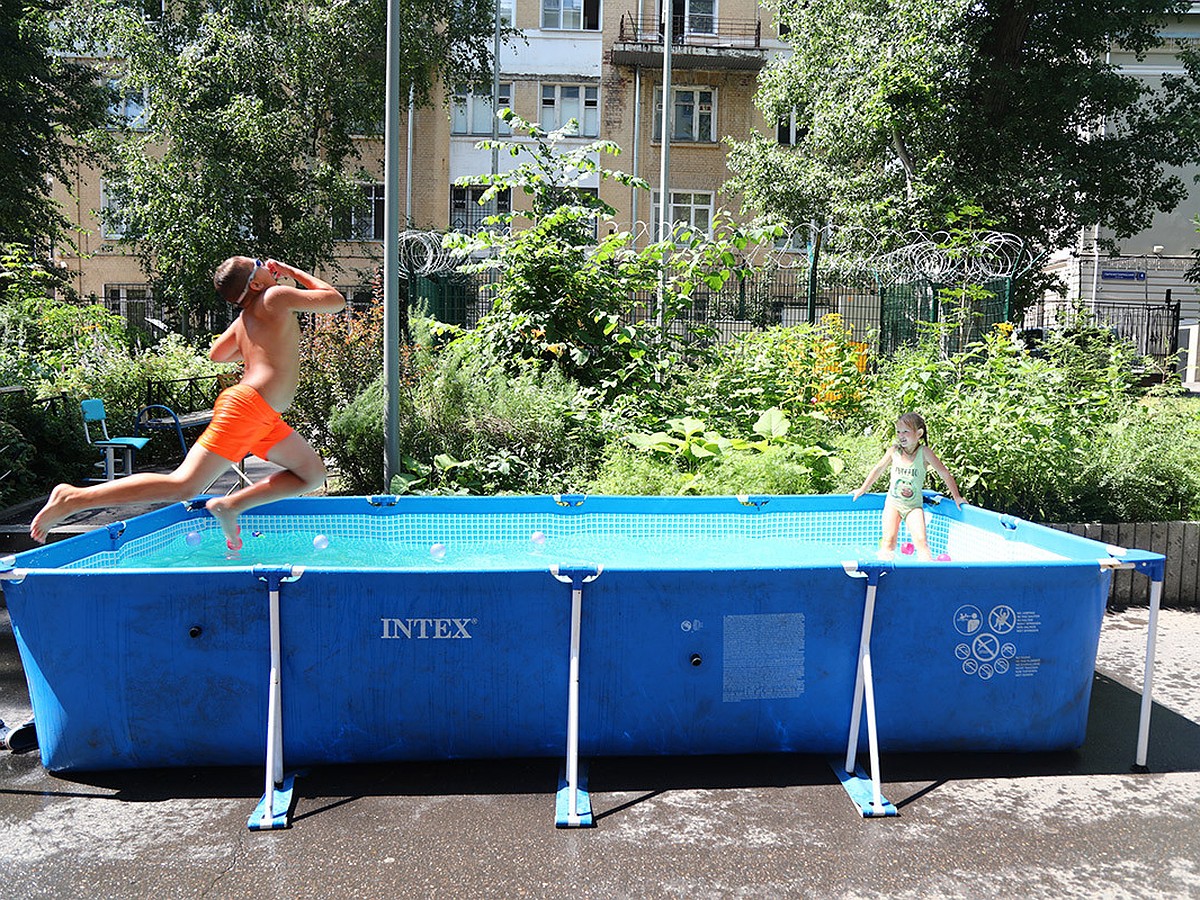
1, 480, 1198, 898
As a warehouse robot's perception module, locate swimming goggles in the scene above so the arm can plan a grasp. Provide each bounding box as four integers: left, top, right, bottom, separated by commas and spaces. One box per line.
234, 258, 266, 307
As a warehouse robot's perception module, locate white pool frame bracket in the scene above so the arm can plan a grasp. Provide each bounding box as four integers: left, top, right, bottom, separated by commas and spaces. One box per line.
247, 565, 306, 831
551, 564, 602, 828
831, 561, 898, 818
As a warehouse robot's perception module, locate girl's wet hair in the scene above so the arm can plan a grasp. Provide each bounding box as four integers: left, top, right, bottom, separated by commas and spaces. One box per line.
894, 412, 928, 449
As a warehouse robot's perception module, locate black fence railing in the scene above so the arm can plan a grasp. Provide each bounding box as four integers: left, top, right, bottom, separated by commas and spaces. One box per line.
145, 374, 230, 412
411, 267, 1011, 357
618, 13, 762, 48
1021, 295, 1181, 366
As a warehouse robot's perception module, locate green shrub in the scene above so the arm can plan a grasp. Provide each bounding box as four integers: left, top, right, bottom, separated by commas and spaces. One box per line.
861, 318, 1187, 521
291, 301, 387, 465
325, 331, 604, 496
0, 393, 93, 505
590, 442, 843, 496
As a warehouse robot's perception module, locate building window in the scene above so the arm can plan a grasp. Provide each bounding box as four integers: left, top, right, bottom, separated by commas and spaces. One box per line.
652, 87, 716, 143
337, 284, 376, 312
651, 190, 713, 239
542, 0, 600, 31
99, 184, 129, 240
450, 185, 512, 234
777, 110, 805, 146
682, 0, 715, 34
540, 84, 599, 136
336, 183, 385, 241
498, 0, 514, 26
107, 80, 147, 129
105, 284, 153, 332
451, 83, 513, 135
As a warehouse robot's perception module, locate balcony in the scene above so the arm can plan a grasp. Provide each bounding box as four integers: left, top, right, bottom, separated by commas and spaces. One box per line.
612, 14, 768, 71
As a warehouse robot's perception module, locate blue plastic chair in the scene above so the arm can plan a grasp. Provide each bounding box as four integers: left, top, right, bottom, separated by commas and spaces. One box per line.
80, 399, 151, 481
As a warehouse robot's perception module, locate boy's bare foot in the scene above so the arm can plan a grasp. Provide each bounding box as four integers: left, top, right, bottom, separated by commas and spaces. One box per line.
30, 484, 82, 544
206, 498, 242, 550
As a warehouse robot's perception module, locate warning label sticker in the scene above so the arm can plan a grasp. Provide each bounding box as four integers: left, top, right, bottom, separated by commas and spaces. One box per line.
722, 613, 806, 703
953, 603, 1040, 681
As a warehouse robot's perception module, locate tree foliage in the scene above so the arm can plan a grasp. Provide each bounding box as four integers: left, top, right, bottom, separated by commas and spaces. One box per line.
0, 0, 109, 246
447, 112, 778, 399
732, 1, 1200, 259
57, 0, 497, 316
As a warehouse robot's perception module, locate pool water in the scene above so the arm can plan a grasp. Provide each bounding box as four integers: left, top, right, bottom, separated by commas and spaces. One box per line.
63, 508, 1061, 572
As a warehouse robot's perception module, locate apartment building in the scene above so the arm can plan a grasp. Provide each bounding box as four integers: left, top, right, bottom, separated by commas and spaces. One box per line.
49, 0, 788, 320
1043, 6, 1200, 323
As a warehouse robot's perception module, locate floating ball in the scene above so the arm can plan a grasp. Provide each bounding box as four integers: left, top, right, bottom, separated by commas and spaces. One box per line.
313, 534, 330, 551
252, 530, 264, 538
900, 542, 915, 555
185, 531, 202, 548
936, 552, 952, 562
430, 542, 447, 560
530, 530, 547, 547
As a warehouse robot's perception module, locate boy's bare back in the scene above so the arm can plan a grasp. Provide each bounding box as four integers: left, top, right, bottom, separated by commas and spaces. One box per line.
210, 258, 344, 412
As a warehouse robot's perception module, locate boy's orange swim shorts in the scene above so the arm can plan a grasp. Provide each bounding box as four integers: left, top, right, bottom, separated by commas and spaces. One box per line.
196, 383, 294, 463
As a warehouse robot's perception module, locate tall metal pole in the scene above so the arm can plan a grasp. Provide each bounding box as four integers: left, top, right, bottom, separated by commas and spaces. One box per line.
406, 85, 414, 225
656, 3, 674, 330
383, 0, 402, 486
492, 0, 501, 178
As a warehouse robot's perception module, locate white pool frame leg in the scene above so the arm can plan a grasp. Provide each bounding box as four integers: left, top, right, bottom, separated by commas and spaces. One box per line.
551, 565, 602, 828
248, 566, 304, 831
831, 562, 896, 818
1136, 577, 1163, 769
1099, 555, 1166, 771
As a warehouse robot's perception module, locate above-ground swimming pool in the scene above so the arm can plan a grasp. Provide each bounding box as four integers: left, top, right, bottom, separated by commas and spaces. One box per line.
1, 493, 1165, 826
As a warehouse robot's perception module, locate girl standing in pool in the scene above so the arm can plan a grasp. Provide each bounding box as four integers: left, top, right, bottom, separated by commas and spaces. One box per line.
851, 412, 964, 561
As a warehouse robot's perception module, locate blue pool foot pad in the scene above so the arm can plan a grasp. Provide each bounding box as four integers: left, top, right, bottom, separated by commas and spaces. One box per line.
555, 763, 594, 828
829, 758, 898, 818
247, 773, 299, 831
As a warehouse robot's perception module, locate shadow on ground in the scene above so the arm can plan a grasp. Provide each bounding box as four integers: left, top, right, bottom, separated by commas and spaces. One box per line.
1, 670, 1192, 829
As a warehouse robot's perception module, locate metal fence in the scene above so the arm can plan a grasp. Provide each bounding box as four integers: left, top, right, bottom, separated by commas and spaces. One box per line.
408, 266, 1012, 357
1020, 295, 1181, 366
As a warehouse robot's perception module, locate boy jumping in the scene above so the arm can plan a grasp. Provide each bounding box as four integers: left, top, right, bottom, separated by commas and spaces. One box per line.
31, 257, 345, 547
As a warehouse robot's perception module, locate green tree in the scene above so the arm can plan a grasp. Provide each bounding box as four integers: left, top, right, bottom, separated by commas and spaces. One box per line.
0, 0, 109, 246
731, 1, 1200, 270
447, 112, 775, 398
58, 0, 498, 317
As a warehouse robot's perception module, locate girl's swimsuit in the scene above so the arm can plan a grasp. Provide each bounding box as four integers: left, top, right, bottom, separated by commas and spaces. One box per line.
885, 446, 927, 514
196, 383, 294, 463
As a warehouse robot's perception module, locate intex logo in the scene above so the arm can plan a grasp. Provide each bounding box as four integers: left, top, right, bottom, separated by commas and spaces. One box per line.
380, 617, 476, 640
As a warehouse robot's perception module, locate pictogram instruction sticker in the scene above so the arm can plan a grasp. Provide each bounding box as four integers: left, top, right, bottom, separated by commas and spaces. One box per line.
988, 605, 1016, 634
954, 605, 983, 636
952, 604, 1041, 681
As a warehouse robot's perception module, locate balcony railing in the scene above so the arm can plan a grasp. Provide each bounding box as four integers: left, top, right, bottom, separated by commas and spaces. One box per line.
617, 13, 762, 50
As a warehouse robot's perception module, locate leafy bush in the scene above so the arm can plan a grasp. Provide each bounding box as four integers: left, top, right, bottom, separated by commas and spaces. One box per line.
602, 407, 844, 495
858, 317, 1194, 521
0, 393, 93, 506
659, 317, 870, 435
326, 330, 604, 495
446, 112, 774, 401
590, 441, 844, 496
1069, 393, 1200, 521
291, 300, 387, 466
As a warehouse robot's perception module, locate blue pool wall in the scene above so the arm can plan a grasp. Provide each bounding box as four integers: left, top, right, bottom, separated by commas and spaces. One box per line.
1, 494, 1161, 772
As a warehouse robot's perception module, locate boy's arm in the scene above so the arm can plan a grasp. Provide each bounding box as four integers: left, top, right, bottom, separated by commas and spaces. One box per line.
209, 320, 243, 363
264, 259, 346, 314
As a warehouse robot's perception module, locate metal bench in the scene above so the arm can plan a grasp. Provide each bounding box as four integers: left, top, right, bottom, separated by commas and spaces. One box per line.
135, 404, 214, 456
137, 373, 237, 456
